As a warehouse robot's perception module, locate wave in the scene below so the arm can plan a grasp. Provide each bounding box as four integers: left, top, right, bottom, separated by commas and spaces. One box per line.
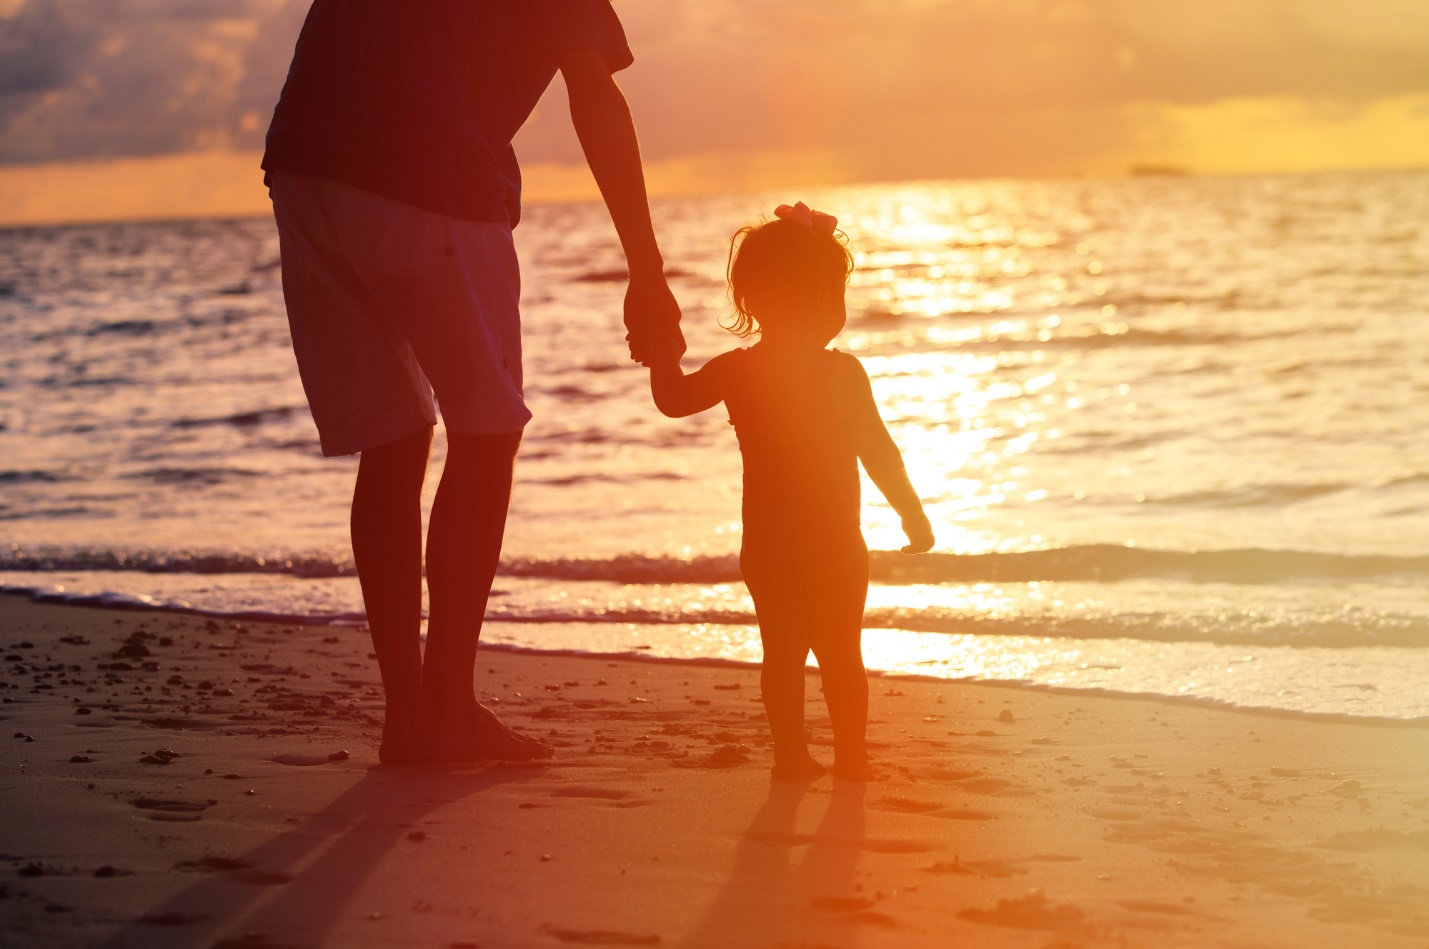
571, 266, 709, 284
85, 318, 157, 338
3, 543, 1428, 585
487, 604, 1429, 649
1382, 473, 1429, 489
0, 470, 69, 485
126, 467, 267, 486
0, 546, 357, 578
172, 407, 300, 430
3, 581, 1425, 649
3, 585, 1422, 723
504, 547, 1429, 585
0, 586, 364, 627
854, 320, 1309, 354
1153, 483, 1350, 508
472, 641, 1429, 728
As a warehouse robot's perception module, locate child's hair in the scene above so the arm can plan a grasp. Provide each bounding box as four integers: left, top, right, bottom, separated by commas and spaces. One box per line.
724, 216, 854, 338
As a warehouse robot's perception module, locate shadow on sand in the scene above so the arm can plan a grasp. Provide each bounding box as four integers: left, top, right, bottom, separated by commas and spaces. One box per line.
683, 777, 874, 948
98, 763, 537, 949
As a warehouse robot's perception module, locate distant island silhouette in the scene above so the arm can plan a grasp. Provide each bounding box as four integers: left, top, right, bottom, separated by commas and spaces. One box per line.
1129, 162, 1192, 177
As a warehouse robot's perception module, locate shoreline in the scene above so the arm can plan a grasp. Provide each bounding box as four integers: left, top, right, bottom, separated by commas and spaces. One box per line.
2, 596, 1427, 947
4, 587, 1427, 731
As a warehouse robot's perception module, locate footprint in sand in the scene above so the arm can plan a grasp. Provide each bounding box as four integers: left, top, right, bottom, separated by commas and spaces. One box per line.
228, 869, 292, 886
212, 933, 300, 949
1315, 828, 1429, 852
131, 798, 214, 822
537, 924, 660, 945
271, 751, 348, 766
551, 786, 627, 800
673, 745, 748, 769
808, 898, 899, 929
1119, 898, 1212, 918
924, 858, 1026, 879
922, 767, 981, 782
956, 777, 1037, 798
745, 830, 935, 853
173, 857, 252, 873
141, 717, 218, 732
141, 911, 210, 926
811, 896, 874, 912
550, 786, 651, 808
171, 856, 289, 886
957, 891, 1086, 934
1328, 779, 1363, 799
871, 796, 998, 821
875, 796, 941, 814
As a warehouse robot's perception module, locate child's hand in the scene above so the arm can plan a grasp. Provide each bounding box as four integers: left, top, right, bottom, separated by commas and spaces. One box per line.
625, 276, 684, 366
900, 513, 935, 554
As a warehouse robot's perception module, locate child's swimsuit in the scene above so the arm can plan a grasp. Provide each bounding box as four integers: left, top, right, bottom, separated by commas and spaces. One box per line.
718, 344, 882, 548
712, 343, 887, 636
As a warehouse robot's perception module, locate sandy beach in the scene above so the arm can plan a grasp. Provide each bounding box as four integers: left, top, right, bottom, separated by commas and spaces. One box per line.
1, 593, 1426, 948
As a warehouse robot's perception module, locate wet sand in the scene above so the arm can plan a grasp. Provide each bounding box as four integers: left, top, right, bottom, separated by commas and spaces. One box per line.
1, 594, 1426, 948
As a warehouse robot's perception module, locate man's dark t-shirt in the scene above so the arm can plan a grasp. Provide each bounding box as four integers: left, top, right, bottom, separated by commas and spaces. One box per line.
262, 0, 632, 226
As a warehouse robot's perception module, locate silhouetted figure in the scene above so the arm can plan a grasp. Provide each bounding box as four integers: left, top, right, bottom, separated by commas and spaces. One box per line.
263, 1, 683, 765
650, 204, 934, 780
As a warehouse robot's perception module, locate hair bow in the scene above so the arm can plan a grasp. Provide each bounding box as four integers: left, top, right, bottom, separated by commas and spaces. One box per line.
774, 201, 838, 235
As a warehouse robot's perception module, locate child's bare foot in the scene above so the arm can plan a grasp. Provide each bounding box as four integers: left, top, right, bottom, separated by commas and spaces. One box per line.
831, 757, 878, 782
771, 754, 826, 780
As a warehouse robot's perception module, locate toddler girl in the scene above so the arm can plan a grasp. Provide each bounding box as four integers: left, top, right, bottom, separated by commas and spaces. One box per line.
649, 202, 934, 780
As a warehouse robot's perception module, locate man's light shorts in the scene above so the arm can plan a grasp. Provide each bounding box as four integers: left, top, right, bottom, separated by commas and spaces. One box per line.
270, 171, 529, 456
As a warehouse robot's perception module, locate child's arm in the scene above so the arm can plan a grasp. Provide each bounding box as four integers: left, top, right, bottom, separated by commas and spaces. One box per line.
844, 356, 935, 553
650, 351, 733, 419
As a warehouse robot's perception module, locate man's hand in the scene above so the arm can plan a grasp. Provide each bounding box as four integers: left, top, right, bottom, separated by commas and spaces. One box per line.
625, 275, 684, 366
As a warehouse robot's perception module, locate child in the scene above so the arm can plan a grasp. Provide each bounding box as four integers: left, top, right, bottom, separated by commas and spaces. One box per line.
649, 202, 935, 780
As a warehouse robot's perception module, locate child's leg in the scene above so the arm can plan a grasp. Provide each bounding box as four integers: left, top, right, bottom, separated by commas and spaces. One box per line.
809, 544, 871, 779
744, 550, 823, 777
810, 627, 869, 777
760, 621, 823, 776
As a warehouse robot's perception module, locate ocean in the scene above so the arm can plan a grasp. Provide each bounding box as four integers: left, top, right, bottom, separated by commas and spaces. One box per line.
3, 170, 1427, 722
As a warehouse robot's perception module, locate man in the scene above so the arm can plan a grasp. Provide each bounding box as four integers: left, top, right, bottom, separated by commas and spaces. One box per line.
263, 1, 683, 764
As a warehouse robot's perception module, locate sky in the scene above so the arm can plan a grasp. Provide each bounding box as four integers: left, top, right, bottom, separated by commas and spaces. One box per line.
1, 0, 1427, 224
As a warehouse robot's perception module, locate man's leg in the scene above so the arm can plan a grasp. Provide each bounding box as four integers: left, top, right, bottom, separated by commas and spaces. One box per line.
422, 430, 551, 760
351, 426, 433, 764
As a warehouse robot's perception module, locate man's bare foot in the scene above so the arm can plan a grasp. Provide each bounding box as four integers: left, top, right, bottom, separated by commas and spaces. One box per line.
468, 702, 554, 761
771, 754, 826, 780
378, 707, 427, 766
423, 699, 553, 763
831, 757, 878, 782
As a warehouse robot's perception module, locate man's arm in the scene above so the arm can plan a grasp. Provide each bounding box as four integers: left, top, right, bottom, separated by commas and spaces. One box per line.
557, 47, 684, 365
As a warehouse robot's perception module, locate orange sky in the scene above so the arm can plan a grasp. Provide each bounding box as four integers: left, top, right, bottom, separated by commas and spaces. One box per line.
1, 0, 1427, 226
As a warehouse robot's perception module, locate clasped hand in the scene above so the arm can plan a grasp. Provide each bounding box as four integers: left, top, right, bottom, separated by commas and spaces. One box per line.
624, 275, 685, 366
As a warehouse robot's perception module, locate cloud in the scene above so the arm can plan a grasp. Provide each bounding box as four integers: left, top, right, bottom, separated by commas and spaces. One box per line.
670, 1, 1423, 164
0, 0, 93, 99
0, 0, 265, 162
513, 0, 1429, 179
0, 0, 1425, 178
